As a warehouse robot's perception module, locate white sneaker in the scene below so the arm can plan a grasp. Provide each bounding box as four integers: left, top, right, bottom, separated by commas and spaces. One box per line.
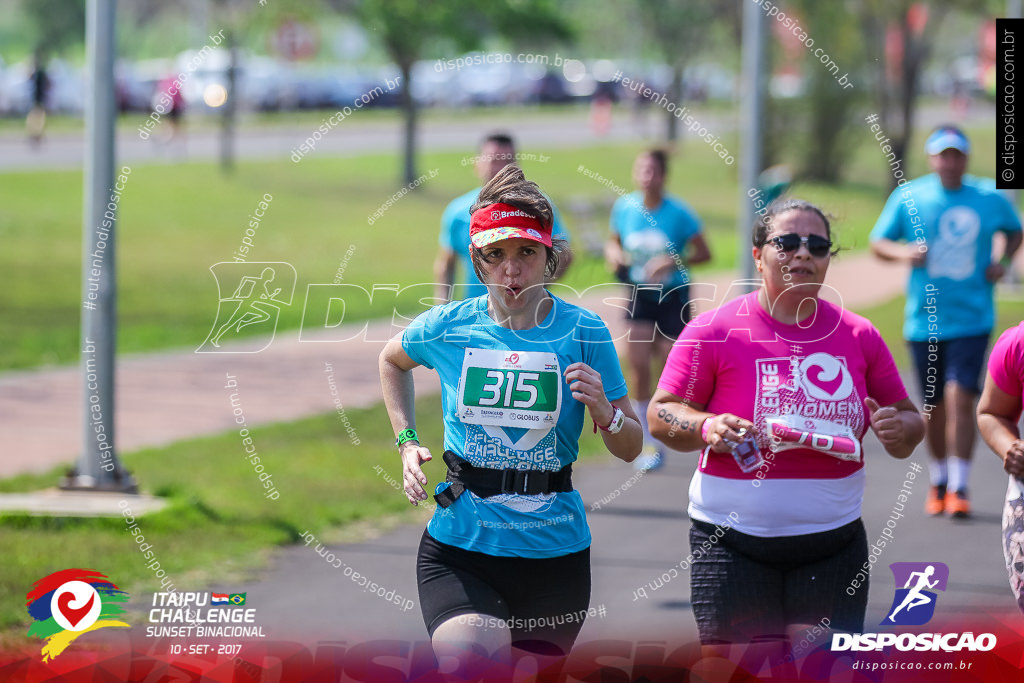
634, 446, 663, 471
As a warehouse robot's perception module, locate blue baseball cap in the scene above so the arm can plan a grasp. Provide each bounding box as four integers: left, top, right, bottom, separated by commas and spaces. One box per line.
924, 126, 970, 156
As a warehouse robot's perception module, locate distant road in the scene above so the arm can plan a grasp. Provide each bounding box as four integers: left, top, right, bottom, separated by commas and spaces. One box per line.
0, 102, 995, 171
0, 107, 682, 171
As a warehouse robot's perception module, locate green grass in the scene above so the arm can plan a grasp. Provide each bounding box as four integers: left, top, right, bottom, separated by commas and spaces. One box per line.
1, 110, 1004, 371
3, 138, 746, 370
0, 392, 624, 636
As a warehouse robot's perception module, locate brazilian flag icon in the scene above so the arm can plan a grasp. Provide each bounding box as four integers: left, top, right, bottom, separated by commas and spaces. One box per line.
229, 593, 246, 606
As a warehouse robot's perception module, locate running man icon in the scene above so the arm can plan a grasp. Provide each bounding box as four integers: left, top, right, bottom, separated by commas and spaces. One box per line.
882, 562, 949, 626
211, 268, 284, 346
887, 565, 938, 622
197, 262, 297, 353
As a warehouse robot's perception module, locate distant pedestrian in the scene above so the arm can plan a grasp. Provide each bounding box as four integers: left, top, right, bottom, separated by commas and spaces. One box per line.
588, 89, 613, 136
604, 149, 710, 471
26, 52, 49, 147
870, 125, 1023, 518
153, 74, 186, 144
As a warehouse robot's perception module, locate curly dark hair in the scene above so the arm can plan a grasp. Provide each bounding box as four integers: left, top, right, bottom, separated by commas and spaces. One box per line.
752, 198, 839, 256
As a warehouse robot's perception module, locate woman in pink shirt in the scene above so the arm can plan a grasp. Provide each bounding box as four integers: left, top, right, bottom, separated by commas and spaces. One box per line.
977, 322, 1024, 614
648, 199, 925, 647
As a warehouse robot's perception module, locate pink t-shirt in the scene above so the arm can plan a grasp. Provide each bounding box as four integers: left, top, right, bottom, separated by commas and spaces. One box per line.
988, 322, 1024, 499
988, 322, 1024, 422
659, 291, 908, 536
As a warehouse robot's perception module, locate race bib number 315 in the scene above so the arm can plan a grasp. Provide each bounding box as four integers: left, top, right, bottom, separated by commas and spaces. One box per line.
457, 349, 561, 428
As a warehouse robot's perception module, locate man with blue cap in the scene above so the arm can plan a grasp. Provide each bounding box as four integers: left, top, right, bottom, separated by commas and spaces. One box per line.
871, 125, 1023, 519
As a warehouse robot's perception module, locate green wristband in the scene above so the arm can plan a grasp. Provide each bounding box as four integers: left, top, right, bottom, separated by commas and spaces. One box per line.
395, 428, 418, 448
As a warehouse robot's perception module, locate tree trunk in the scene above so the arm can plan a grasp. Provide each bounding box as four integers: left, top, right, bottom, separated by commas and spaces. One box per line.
899, 8, 944, 182
220, 29, 238, 175
859, 9, 891, 132
666, 62, 683, 142
399, 59, 416, 186
896, 17, 917, 181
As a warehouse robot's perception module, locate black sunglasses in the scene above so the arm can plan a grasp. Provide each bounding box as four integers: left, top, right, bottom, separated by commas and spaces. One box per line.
766, 233, 832, 257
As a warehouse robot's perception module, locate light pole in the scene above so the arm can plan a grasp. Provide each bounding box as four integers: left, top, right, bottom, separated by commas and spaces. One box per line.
737, 0, 768, 287
63, 0, 136, 493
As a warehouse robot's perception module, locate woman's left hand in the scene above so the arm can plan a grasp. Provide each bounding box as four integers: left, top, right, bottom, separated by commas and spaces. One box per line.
1005, 439, 1024, 477
866, 397, 903, 451
564, 362, 614, 426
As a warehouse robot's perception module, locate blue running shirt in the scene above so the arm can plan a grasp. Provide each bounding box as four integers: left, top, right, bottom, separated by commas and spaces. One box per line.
870, 174, 1022, 341
610, 191, 702, 289
402, 293, 627, 558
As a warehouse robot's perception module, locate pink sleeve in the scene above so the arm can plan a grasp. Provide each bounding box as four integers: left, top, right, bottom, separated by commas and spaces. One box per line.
862, 324, 908, 407
989, 325, 1024, 399
657, 329, 715, 405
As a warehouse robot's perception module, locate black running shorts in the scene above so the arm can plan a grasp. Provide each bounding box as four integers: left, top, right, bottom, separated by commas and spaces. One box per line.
689, 518, 868, 643
416, 529, 591, 655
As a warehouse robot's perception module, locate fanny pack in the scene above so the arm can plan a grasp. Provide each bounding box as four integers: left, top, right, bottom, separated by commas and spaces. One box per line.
433, 450, 574, 508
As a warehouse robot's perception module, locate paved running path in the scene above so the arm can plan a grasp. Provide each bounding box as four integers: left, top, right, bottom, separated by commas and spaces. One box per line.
231, 430, 1018, 644
96, 416, 1019, 673
1, 255, 907, 478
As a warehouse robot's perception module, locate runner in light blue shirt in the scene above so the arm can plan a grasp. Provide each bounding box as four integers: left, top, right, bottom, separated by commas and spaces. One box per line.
605, 149, 711, 471
381, 164, 640, 665
870, 124, 1023, 519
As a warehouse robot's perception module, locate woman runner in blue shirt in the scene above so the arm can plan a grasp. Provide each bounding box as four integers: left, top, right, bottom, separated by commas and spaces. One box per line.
379, 164, 642, 669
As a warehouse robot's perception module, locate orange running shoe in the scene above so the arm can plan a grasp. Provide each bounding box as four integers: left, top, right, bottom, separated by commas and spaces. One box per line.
945, 490, 971, 518
925, 485, 946, 516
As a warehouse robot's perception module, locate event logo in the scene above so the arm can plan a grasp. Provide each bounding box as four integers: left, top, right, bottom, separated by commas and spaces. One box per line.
883, 562, 949, 625
26, 569, 130, 662
799, 353, 853, 401
197, 262, 297, 353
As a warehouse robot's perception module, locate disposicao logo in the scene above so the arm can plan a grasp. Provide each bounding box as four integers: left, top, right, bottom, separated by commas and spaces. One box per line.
831, 561, 997, 653
883, 561, 948, 626
26, 569, 130, 662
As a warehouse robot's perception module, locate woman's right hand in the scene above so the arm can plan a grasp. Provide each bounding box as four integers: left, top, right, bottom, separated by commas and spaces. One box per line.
642, 254, 676, 283
1004, 439, 1024, 478
702, 413, 757, 453
400, 442, 433, 505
